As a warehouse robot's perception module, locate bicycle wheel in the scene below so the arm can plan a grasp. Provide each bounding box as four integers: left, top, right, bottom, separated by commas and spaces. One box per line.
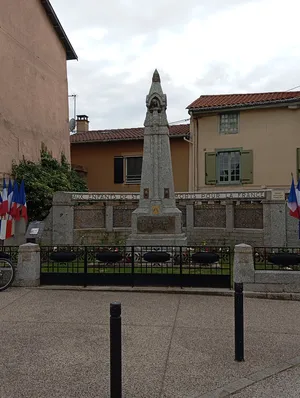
0, 258, 14, 291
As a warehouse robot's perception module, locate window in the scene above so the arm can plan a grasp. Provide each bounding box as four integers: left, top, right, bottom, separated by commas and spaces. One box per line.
205, 149, 253, 185
219, 113, 239, 134
218, 151, 240, 184
125, 156, 142, 184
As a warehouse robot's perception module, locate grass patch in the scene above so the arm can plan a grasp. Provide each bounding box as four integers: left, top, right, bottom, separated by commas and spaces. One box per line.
41, 263, 231, 276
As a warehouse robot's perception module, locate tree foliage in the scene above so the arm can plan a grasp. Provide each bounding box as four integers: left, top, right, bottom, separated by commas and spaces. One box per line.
12, 147, 87, 222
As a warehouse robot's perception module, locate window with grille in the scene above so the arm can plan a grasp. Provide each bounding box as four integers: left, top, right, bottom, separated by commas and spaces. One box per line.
219, 113, 239, 134
125, 157, 142, 184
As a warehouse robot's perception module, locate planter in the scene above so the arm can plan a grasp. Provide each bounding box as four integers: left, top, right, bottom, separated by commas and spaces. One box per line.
192, 252, 220, 264
143, 251, 170, 263
49, 252, 77, 263
95, 251, 123, 263
268, 253, 300, 267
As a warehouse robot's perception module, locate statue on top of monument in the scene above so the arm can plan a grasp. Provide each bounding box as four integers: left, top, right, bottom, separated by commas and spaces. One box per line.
145, 69, 168, 126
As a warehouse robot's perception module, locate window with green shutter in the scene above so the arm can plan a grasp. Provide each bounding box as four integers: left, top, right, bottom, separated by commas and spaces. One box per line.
205, 152, 216, 184
209, 148, 253, 185
241, 150, 253, 184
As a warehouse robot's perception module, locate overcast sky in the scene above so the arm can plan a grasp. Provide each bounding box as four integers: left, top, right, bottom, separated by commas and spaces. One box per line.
51, 0, 300, 130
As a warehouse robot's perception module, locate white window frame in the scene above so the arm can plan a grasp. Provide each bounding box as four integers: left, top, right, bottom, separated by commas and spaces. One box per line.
125, 156, 143, 184
216, 150, 241, 185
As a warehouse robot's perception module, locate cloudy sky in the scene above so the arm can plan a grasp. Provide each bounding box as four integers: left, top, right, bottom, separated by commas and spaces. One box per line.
51, 0, 300, 130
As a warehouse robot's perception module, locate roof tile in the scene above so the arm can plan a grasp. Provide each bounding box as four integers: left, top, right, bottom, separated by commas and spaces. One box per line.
187, 91, 300, 110
70, 124, 190, 144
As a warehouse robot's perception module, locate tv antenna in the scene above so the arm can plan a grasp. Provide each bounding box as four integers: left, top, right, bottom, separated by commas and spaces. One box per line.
68, 94, 77, 133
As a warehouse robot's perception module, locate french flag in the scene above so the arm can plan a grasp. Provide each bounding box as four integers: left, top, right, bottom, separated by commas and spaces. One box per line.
1, 178, 8, 216
10, 182, 20, 221
7, 179, 13, 213
19, 180, 28, 221
287, 178, 300, 219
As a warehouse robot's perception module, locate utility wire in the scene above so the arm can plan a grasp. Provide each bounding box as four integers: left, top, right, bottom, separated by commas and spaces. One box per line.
169, 118, 190, 125
286, 84, 300, 92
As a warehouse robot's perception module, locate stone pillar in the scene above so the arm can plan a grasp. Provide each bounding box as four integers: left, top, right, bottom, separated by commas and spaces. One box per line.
233, 243, 255, 284
106, 205, 114, 232
52, 192, 74, 245
226, 201, 234, 231
186, 204, 194, 233
263, 193, 287, 247
14, 243, 40, 287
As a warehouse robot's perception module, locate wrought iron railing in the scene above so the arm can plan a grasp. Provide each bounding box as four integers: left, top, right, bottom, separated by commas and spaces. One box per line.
253, 247, 300, 271
40, 245, 232, 276
0, 246, 19, 265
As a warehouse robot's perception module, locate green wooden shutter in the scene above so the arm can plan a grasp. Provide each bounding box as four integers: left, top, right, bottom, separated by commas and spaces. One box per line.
241, 150, 253, 184
205, 152, 216, 185
297, 148, 300, 180
114, 157, 124, 184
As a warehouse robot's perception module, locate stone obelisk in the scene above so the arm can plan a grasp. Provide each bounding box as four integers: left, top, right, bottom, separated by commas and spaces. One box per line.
127, 69, 187, 247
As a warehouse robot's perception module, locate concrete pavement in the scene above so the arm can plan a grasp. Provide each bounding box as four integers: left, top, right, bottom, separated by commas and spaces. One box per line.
0, 288, 300, 397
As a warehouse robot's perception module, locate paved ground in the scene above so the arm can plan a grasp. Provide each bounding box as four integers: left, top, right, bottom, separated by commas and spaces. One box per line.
0, 288, 300, 398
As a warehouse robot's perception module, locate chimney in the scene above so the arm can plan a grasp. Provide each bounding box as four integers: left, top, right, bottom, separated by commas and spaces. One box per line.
76, 115, 89, 133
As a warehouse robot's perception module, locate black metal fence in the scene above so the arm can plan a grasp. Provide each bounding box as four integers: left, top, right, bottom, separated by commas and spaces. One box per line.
254, 247, 300, 271
40, 245, 232, 288
0, 246, 19, 265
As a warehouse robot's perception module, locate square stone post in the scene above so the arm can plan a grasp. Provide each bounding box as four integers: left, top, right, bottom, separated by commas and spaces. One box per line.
186, 204, 194, 233
52, 192, 74, 245
14, 243, 40, 287
263, 191, 287, 246
106, 205, 114, 232
226, 201, 234, 231
233, 243, 255, 284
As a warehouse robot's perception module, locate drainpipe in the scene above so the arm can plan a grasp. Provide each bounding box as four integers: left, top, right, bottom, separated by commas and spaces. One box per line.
184, 135, 193, 192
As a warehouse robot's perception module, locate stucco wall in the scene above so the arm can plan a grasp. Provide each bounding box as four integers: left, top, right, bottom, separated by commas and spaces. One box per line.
0, 0, 70, 177
71, 138, 189, 192
191, 107, 300, 190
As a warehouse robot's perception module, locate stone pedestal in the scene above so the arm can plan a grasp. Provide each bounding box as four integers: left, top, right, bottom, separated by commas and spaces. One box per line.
14, 243, 40, 287
233, 243, 255, 284
127, 70, 187, 247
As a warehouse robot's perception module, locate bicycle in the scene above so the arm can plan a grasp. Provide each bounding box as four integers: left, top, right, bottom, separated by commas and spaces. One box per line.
0, 253, 15, 292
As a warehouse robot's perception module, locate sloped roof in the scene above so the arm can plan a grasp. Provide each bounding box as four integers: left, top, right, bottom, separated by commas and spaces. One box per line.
41, 0, 77, 60
70, 124, 190, 144
187, 91, 300, 111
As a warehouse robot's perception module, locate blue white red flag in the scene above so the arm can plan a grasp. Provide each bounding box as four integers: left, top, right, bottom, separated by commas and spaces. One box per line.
287, 178, 300, 219
19, 180, 28, 221
1, 178, 8, 216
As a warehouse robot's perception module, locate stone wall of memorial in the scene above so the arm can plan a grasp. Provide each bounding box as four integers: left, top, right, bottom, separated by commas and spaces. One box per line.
46, 189, 291, 247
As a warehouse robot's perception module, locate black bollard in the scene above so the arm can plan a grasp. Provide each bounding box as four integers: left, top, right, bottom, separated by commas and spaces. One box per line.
110, 302, 122, 398
234, 282, 244, 362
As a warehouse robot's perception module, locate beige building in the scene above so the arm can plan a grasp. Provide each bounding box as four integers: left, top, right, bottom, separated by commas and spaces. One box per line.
0, 0, 77, 178
187, 92, 300, 191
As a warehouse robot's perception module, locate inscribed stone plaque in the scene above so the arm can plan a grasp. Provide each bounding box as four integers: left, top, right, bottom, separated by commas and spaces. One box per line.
194, 204, 226, 228
113, 205, 137, 227
137, 216, 176, 234
271, 191, 285, 201
25, 221, 45, 240
234, 203, 263, 229
74, 207, 105, 229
